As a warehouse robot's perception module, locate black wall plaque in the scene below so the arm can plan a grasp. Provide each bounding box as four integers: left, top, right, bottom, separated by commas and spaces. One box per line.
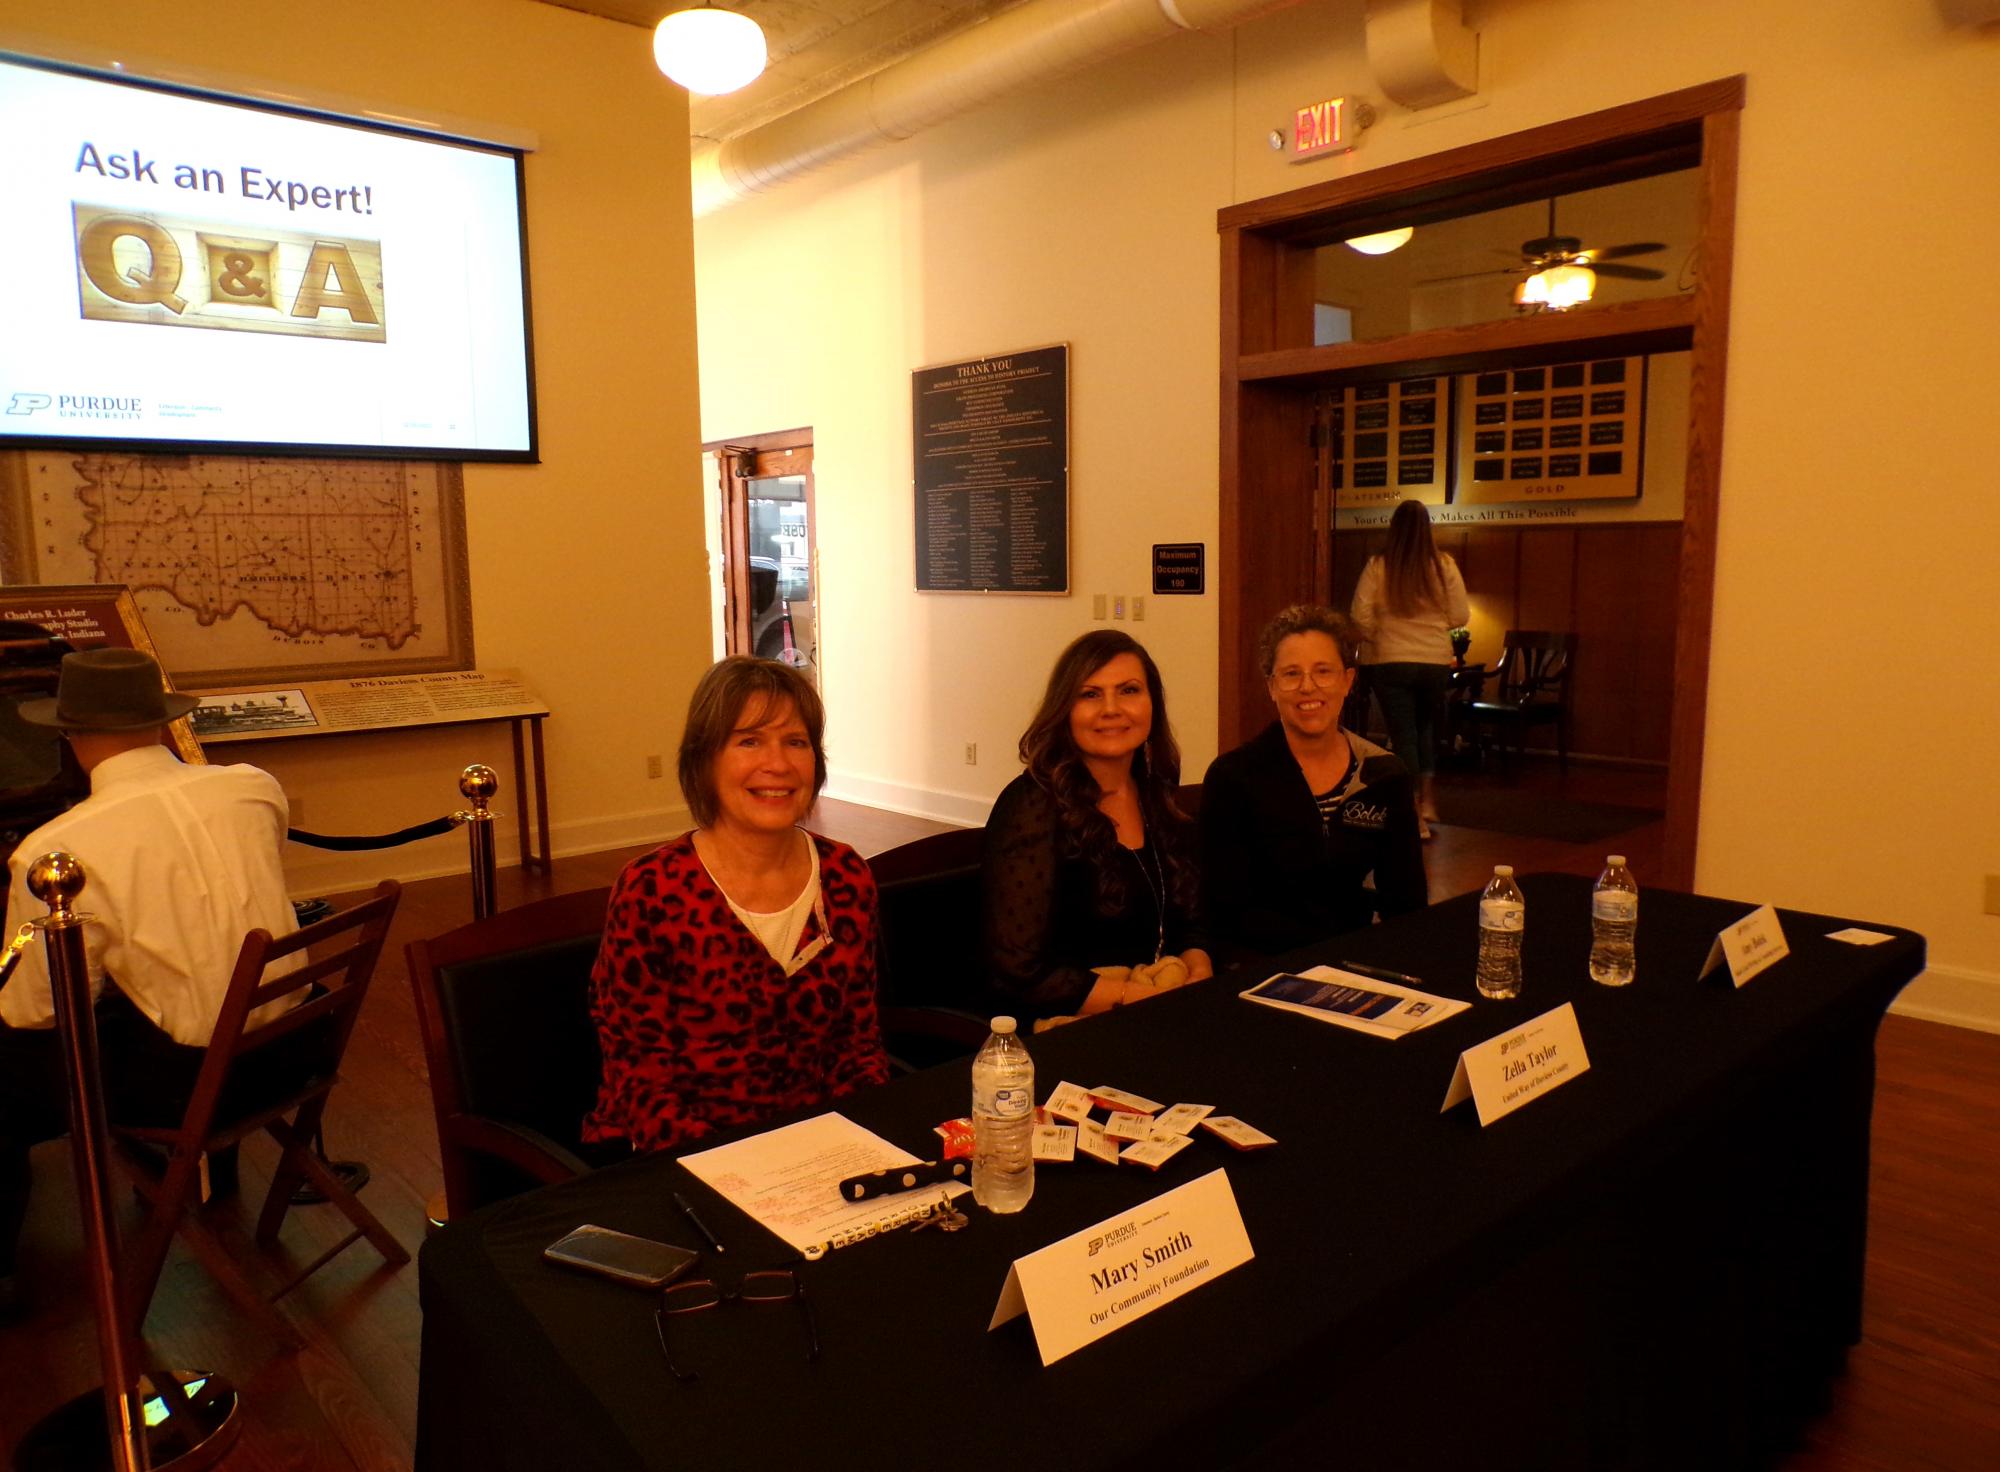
1153, 543, 1205, 595
913, 344, 1068, 593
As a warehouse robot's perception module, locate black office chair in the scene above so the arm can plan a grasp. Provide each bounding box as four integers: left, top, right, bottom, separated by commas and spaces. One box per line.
1467, 630, 1576, 776
406, 888, 607, 1219
869, 828, 990, 1072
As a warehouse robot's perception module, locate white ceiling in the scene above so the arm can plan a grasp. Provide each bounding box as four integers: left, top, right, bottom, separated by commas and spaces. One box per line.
539, 0, 1030, 143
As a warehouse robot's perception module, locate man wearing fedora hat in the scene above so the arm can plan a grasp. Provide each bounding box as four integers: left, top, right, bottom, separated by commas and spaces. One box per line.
0, 648, 301, 1313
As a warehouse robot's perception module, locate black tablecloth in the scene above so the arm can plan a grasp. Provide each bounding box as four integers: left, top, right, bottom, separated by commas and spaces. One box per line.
416, 875, 1923, 1471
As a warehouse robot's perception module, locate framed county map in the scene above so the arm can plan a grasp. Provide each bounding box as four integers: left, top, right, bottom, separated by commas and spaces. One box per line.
0, 451, 472, 689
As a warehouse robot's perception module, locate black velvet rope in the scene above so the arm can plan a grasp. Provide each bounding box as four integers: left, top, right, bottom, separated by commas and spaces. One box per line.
285, 815, 459, 851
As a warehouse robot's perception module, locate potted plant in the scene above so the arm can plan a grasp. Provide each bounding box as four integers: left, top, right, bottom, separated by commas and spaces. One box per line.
1448, 627, 1471, 665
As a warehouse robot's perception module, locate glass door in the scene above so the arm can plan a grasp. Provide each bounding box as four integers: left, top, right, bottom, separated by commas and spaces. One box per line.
717, 436, 816, 681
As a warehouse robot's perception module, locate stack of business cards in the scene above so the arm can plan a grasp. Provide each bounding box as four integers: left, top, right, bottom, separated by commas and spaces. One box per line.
1031, 1081, 1276, 1168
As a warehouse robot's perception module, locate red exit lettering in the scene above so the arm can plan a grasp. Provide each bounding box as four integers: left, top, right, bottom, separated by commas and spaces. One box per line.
1293, 97, 1347, 158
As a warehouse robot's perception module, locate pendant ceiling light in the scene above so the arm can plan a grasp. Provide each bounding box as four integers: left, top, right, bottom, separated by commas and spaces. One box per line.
1343, 226, 1414, 255
654, 5, 768, 97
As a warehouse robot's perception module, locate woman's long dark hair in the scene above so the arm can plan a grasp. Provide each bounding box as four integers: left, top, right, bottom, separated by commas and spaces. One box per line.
1017, 630, 1196, 916
1382, 498, 1446, 616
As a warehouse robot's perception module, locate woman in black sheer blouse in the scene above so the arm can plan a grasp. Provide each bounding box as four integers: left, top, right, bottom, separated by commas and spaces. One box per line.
981, 631, 1211, 1024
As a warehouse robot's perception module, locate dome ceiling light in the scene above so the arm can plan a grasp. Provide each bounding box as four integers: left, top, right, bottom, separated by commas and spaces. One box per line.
1344, 226, 1414, 255
654, 5, 768, 97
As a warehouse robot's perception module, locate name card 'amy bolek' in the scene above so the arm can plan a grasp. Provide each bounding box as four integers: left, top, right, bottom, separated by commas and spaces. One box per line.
988, 1169, 1253, 1366
1698, 903, 1790, 987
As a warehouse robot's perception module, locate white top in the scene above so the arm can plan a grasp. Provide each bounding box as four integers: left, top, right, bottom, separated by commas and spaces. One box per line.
0, 745, 301, 1043
1350, 552, 1471, 666
719, 835, 823, 972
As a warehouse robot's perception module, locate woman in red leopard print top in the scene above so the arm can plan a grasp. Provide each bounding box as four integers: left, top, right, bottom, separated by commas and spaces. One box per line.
583, 659, 889, 1153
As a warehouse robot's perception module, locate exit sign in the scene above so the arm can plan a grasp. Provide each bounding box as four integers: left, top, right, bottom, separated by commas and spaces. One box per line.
1293, 96, 1353, 162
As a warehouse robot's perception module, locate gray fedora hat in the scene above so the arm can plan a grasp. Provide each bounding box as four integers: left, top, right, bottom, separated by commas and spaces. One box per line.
18, 648, 199, 732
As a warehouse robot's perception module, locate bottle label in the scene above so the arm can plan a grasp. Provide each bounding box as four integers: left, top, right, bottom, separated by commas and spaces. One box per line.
990, 1084, 1033, 1120
1592, 892, 1637, 921
1480, 899, 1524, 931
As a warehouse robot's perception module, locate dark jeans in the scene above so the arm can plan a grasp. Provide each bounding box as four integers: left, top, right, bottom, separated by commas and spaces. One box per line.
1368, 662, 1452, 778
0, 990, 204, 1274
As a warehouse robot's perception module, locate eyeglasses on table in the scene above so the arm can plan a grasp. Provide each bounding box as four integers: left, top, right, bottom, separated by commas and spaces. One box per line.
655, 1269, 819, 1383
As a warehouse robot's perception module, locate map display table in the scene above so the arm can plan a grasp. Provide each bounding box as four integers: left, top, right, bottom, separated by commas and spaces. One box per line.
196, 668, 552, 871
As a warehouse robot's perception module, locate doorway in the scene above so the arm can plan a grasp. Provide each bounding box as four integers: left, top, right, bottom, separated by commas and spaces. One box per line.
710, 429, 818, 680
1215, 79, 1742, 890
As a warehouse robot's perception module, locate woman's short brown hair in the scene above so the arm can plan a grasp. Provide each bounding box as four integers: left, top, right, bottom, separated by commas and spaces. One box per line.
1256, 605, 1358, 677
677, 656, 827, 828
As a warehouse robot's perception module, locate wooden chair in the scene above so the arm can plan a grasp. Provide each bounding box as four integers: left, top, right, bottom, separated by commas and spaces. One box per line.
406, 887, 608, 1219
113, 880, 407, 1347
869, 827, 991, 1071
1467, 631, 1577, 775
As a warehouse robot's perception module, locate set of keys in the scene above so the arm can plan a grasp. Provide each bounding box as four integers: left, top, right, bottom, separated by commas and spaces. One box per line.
908, 1196, 969, 1234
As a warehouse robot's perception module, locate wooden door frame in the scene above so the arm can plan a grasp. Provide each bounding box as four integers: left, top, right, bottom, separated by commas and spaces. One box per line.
704, 426, 816, 665
1217, 77, 1742, 889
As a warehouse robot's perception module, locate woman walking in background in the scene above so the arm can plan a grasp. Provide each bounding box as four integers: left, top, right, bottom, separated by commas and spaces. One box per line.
1350, 499, 1469, 839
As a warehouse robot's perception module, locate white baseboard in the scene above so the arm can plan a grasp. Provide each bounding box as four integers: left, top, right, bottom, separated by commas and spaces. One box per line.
282, 803, 692, 899
1889, 963, 2000, 1036
822, 770, 991, 828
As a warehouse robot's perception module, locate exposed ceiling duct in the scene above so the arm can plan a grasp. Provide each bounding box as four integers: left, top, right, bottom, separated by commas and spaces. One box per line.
691, 0, 1309, 217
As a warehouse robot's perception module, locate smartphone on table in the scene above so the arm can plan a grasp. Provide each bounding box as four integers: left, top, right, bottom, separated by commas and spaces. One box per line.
543, 1225, 700, 1290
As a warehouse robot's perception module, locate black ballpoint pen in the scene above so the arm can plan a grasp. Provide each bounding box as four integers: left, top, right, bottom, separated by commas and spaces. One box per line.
672, 1191, 725, 1255
1339, 959, 1426, 988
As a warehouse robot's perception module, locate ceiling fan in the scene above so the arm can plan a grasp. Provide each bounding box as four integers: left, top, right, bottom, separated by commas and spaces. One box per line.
1423, 197, 1667, 307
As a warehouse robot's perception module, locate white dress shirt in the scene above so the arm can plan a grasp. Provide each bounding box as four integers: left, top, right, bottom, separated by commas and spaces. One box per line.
0, 744, 300, 1044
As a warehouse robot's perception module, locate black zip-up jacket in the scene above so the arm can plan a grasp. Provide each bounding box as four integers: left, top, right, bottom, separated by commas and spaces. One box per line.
1199, 722, 1427, 964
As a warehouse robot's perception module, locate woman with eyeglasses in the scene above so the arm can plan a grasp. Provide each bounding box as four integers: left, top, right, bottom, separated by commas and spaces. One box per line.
583, 657, 888, 1155
1349, 499, 1469, 838
1200, 605, 1427, 962
981, 630, 1211, 1025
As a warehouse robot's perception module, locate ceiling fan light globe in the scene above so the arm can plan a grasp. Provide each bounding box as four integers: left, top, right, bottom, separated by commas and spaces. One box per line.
1540, 262, 1595, 309
655, 6, 768, 95
1344, 226, 1414, 255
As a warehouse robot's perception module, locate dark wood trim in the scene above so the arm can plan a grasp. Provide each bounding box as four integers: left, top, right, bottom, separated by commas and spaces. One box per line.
700, 425, 813, 454
1237, 296, 1696, 387
1218, 230, 1249, 746
1660, 106, 1741, 890
1217, 77, 1744, 235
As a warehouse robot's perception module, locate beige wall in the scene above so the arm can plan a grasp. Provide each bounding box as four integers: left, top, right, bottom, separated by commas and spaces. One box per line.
1, 0, 710, 893
695, 0, 2000, 1020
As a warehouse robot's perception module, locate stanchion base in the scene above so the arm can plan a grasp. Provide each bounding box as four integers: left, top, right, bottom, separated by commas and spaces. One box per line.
13, 1369, 240, 1471
292, 1158, 370, 1206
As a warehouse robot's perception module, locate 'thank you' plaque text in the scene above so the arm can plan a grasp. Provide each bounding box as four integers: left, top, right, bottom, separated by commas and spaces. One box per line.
913, 344, 1068, 593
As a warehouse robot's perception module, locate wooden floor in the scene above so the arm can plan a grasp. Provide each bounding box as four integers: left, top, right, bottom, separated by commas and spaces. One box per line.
1, 792, 1993, 1470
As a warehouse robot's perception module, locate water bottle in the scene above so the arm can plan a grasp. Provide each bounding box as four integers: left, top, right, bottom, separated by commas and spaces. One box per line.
1589, 855, 1639, 986
971, 1016, 1034, 1213
1475, 865, 1525, 999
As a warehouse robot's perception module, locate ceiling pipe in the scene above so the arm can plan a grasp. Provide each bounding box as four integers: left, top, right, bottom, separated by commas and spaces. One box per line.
692, 0, 1307, 217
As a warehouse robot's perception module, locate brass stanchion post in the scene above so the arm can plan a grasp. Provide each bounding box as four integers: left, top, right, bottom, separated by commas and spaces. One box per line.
458, 763, 499, 921
11, 853, 241, 1471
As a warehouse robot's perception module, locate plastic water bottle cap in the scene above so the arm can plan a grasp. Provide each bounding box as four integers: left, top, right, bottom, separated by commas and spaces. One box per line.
989, 1016, 1017, 1035
1493, 864, 1514, 877
1607, 855, 1626, 867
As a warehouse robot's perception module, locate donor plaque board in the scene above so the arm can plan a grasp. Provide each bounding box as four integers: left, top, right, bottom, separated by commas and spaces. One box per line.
913, 344, 1068, 594
1326, 376, 1448, 511
1455, 356, 1646, 504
